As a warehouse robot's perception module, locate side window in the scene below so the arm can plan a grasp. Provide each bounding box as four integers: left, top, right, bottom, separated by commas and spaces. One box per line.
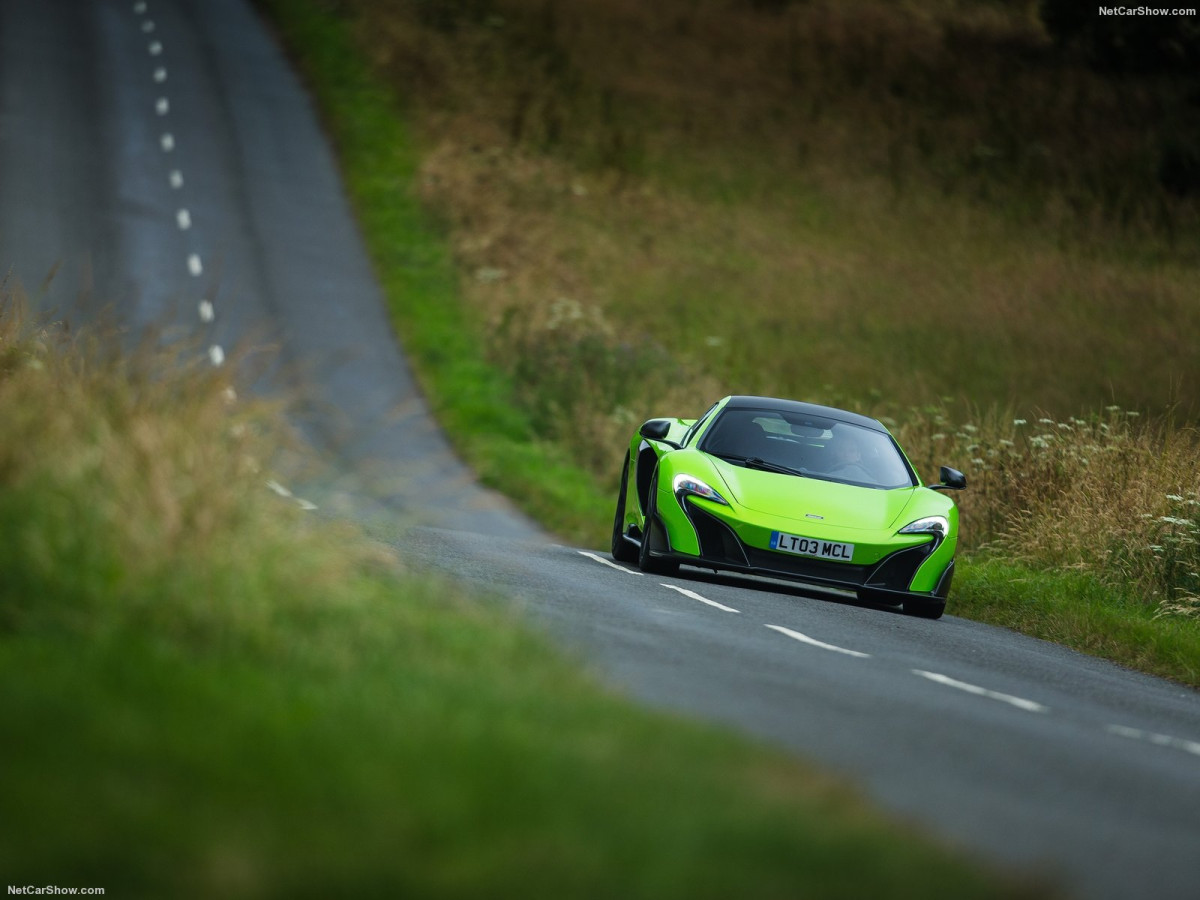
683, 402, 720, 446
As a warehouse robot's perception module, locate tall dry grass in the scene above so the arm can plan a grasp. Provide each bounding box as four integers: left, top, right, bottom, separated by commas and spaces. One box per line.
337, 0, 1200, 466
0, 281, 390, 651
895, 404, 1200, 618
357, 0, 1199, 227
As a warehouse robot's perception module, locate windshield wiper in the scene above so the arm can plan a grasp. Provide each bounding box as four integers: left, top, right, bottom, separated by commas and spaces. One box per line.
714, 453, 807, 477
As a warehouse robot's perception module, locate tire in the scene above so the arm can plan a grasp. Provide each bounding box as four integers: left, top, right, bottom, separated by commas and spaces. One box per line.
611, 453, 638, 563
903, 597, 946, 620
637, 469, 679, 576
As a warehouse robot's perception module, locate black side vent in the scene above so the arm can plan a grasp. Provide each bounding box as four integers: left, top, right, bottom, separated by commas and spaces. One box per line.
687, 505, 750, 566
636, 445, 657, 512
865, 545, 933, 592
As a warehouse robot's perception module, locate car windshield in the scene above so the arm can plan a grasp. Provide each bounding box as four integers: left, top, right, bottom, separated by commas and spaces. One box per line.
699, 407, 917, 490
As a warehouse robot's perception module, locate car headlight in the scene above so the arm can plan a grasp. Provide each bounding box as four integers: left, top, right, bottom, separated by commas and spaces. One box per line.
673, 473, 729, 506
898, 516, 949, 537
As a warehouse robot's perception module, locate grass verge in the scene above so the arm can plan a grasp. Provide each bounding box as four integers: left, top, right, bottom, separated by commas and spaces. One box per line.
956, 561, 1200, 689
0, 293, 1044, 896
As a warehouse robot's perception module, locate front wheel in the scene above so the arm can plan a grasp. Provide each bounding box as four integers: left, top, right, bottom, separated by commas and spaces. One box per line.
638, 469, 679, 576
611, 453, 638, 563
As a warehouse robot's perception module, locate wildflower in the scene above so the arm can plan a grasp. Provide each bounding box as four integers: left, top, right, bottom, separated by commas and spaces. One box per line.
1013, 419, 1027, 426
1039, 418, 1055, 424
1167, 494, 1185, 502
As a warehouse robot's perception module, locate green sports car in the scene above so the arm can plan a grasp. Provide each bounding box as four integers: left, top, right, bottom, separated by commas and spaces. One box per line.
611, 396, 966, 619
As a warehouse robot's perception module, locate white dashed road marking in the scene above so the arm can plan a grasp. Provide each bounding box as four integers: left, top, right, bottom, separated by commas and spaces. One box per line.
137, 1, 297, 503
913, 669, 1049, 714
663, 583, 740, 613
1107, 725, 1200, 759
766, 624, 870, 658
578, 550, 643, 575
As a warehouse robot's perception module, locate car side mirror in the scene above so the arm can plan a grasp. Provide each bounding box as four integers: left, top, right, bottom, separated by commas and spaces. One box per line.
929, 466, 966, 491
639, 418, 681, 448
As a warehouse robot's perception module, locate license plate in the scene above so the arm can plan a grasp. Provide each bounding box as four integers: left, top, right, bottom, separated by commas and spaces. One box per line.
770, 531, 854, 562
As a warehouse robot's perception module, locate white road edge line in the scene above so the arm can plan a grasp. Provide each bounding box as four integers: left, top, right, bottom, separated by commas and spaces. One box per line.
662, 584, 739, 613
1107, 724, 1200, 758
577, 550, 643, 575
766, 624, 869, 657
913, 669, 1049, 713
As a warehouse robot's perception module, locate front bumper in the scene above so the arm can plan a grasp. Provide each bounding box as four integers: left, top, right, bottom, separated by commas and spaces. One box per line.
652, 499, 954, 604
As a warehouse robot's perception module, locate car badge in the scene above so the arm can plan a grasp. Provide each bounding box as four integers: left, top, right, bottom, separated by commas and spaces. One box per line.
806, 514, 824, 520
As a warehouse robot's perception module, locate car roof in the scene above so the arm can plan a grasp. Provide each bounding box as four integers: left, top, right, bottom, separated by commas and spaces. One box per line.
722, 395, 889, 433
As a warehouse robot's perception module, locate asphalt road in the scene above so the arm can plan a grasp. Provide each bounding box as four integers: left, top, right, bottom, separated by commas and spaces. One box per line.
2, 2, 1198, 898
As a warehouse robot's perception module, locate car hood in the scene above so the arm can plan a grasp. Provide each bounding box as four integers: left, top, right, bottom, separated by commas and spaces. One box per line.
711, 458, 918, 530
